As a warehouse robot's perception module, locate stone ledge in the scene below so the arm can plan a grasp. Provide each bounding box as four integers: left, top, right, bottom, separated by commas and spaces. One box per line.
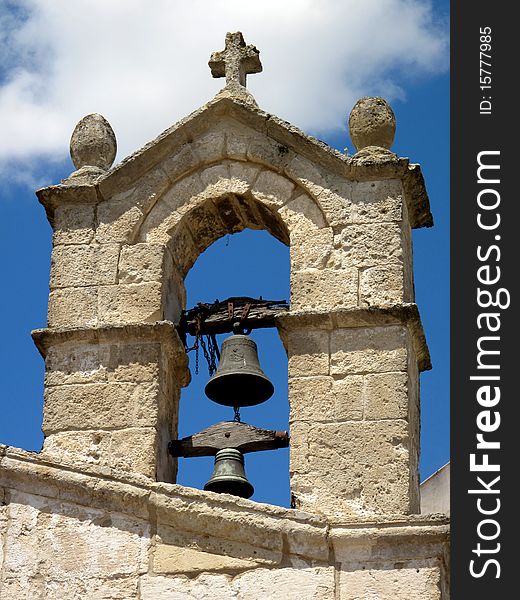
32, 319, 187, 366
276, 304, 431, 371
0, 445, 448, 566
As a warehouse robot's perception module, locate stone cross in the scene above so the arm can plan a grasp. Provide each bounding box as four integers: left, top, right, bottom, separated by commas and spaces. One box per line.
209, 32, 262, 87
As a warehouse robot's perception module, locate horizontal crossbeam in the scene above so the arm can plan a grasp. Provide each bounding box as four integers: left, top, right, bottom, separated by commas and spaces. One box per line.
168, 420, 290, 458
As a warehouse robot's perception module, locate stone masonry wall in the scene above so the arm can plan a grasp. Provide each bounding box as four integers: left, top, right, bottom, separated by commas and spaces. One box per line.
35, 104, 429, 519
0, 448, 449, 600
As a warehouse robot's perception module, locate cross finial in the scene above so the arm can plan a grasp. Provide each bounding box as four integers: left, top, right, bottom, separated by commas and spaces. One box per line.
209, 32, 262, 88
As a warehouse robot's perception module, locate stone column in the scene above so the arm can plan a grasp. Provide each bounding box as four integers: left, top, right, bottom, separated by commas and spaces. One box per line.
35, 178, 189, 482
280, 173, 428, 519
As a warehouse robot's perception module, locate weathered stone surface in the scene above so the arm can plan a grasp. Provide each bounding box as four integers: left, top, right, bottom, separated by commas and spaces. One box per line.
70, 113, 117, 170
44, 341, 162, 387
252, 169, 295, 208
47, 286, 98, 328
332, 222, 403, 269
290, 226, 333, 271
97, 282, 163, 324
17, 41, 444, 598
280, 192, 327, 230
140, 566, 335, 599
339, 562, 442, 599
97, 166, 170, 243
364, 372, 409, 420
330, 326, 409, 375
291, 269, 358, 311
289, 376, 364, 422
349, 97, 396, 151
43, 428, 158, 477
118, 243, 167, 284
287, 329, 329, 377
50, 244, 120, 289
153, 544, 260, 575
43, 381, 163, 432
333, 376, 365, 421
292, 419, 413, 516
3, 491, 149, 576
53, 203, 95, 245
360, 262, 406, 307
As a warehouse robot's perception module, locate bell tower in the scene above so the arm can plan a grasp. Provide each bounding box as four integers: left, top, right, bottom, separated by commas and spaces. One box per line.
33, 31, 432, 519
1, 32, 448, 599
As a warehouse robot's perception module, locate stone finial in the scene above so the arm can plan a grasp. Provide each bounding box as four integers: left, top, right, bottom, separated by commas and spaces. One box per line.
348, 97, 396, 152
70, 113, 117, 171
209, 32, 262, 88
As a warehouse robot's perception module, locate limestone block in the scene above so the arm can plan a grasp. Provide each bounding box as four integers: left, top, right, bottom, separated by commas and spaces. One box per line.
289, 376, 334, 422
351, 179, 403, 207
290, 226, 333, 271
185, 199, 228, 254
232, 566, 335, 600
168, 222, 199, 276
330, 326, 408, 376
52, 203, 95, 245
199, 163, 229, 187
224, 123, 252, 160
332, 222, 403, 269
332, 375, 364, 421
289, 376, 363, 423
3, 491, 149, 582
292, 419, 413, 516
97, 282, 163, 324
140, 172, 206, 244
360, 262, 406, 306
140, 573, 234, 600
43, 381, 163, 433
157, 523, 279, 567
153, 544, 260, 575
280, 192, 327, 231
251, 169, 295, 209
191, 129, 226, 164
291, 268, 358, 311
44, 342, 162, 387
288, 329, 329, 377
247, 133, 292, 169
48, 286, 98, 328
364, 372, 409, 420
118, 243, 168, 284
313, 178, 404, 229
140, 566, 335, 600
161, 144, 199, 183
50, 244, 120, 289
339, 563, 443, 600
97, 166, 170, 243
289, 420, 312, 474
42, 577, 139, 600
42, 428, 158, 477
229, 160, 261, 189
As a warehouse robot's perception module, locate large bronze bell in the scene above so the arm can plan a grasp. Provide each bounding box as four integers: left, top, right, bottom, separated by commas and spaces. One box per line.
204, 448, 254, 498
205, 334, 274, 407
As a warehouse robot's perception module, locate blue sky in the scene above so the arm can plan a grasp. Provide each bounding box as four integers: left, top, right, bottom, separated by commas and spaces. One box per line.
0, 0, 449, 507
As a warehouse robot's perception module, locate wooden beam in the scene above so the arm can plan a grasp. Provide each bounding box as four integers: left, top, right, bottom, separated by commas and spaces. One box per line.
178, 297, 289, 338
168, 421, 290, 458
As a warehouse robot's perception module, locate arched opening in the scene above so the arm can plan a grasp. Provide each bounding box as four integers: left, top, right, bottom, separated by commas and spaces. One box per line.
176, 228, 290, 507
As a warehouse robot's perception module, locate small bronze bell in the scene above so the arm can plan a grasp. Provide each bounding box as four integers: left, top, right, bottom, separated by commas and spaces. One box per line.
205, 334, 274, 407
204, 448, 254, 499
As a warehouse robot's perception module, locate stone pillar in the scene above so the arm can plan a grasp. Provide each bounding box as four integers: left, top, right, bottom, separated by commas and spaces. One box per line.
280, 174, 427, 519
35, 179, 189, 482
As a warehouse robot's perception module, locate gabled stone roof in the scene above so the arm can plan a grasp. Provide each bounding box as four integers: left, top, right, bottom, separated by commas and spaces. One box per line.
38, 93, 433, 229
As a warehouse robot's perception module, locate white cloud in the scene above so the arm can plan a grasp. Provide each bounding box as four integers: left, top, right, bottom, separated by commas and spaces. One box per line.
0, 0, 447, 181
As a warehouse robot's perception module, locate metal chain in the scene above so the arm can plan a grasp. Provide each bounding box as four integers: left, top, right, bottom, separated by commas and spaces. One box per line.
233, 406, 241, 423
